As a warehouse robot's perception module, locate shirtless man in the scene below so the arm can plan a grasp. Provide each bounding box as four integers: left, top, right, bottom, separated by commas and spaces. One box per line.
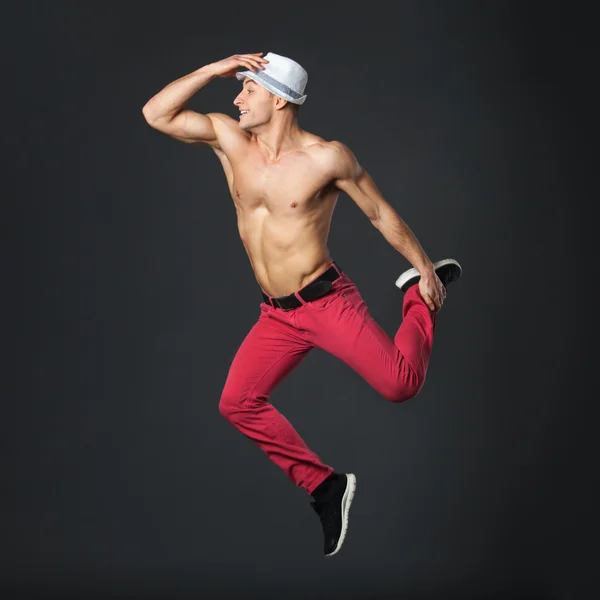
142, 52, 462, 557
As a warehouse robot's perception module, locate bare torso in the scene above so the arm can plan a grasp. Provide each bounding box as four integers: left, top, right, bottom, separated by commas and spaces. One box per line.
212, 129, 341, 297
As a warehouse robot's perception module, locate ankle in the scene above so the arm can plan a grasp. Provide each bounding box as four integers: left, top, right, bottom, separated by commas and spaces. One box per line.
312, 472, 337, 500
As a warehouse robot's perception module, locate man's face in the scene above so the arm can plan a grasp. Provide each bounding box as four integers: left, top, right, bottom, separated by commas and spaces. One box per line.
233, 78, 274, 131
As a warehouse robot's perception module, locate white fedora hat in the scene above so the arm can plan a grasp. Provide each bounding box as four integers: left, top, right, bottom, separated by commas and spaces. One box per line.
236, 52, 308, 105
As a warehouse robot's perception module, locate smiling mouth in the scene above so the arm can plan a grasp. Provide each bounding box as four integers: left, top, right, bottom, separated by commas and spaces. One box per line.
240, 111, 249, 117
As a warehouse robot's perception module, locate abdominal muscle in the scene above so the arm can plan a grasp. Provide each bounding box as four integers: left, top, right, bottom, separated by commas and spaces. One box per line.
237, 204, 336, 298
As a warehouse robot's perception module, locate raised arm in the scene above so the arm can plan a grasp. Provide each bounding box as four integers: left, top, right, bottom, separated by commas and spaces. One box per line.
141, 53, 268, 147
326, 141, 445, 310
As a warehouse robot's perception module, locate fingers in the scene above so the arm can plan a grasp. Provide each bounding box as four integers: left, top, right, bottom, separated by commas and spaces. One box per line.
433, 277, 446, 311
437, 284, 446, 310
238, 61, 258, 72
425, 290, 445, 312
437, 285, 445, 310
237, 60, 265, 73
423, 293, 437, 312
418, 276, 446, 312
235, 53, 269, 72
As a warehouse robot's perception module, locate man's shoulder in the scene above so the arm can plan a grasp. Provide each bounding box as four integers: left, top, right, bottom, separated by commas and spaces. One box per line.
305, 138, 353, 161
305, 139, 356, 176
206, 112, 251, 148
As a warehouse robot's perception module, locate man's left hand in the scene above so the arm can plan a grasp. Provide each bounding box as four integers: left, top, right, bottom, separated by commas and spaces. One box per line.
418, 271, 446, 312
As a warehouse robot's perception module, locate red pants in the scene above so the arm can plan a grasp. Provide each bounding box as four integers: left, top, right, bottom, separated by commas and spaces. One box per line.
219, 263, 436, 495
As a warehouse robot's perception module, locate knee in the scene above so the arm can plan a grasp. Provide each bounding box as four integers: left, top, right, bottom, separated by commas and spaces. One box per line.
219, 389, 262, 424
381, 385, 420, 403
380, 369, 425, 403
218, 390, 241, 423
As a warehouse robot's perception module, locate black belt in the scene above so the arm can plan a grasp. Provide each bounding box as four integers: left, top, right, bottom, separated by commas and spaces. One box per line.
262, 262, 342, 310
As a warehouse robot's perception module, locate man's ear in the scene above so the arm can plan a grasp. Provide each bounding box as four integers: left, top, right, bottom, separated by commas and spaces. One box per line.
274, 96, 289, 111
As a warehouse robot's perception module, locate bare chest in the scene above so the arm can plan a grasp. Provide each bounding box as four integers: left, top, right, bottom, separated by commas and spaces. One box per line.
231, 153, 332, 213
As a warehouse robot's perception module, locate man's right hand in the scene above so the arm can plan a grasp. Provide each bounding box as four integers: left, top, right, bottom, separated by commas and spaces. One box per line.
209, 53, 269, 78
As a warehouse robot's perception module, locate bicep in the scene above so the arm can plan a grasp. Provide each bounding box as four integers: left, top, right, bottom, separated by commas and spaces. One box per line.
335, 169, 384, 221
149, 110, 234, 148
168, 110, 219, 145
330, 145, 387, 221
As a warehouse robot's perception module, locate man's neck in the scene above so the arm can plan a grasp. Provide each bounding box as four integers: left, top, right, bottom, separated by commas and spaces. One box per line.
253, 120, 304, 163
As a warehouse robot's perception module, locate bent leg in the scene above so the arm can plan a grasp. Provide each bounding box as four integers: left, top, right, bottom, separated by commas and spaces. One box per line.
300, 277, 435, 402
219, 304, 333, 494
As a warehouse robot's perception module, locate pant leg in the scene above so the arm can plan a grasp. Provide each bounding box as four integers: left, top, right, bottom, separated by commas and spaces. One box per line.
298, 274, 436, 402
219, 303, 334, 494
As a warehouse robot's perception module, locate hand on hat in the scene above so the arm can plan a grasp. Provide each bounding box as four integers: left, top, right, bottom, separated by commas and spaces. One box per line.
209, 53, 269, 78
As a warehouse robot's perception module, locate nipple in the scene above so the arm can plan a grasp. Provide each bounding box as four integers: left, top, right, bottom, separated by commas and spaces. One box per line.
291, 202, 298, 208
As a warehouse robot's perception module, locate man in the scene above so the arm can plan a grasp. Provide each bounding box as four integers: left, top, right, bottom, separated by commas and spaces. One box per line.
142, 52, 462, 557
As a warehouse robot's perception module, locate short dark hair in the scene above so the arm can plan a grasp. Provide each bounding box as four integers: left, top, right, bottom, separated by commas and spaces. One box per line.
267, 90, 301, 119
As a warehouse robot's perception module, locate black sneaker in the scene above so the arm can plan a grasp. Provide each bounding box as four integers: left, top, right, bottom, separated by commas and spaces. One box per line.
310, 473, 357, 557
395, 258, 462, 292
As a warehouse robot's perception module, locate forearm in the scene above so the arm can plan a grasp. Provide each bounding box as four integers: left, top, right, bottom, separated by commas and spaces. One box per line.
374, 205, 434, 274
142, 64, 217, 122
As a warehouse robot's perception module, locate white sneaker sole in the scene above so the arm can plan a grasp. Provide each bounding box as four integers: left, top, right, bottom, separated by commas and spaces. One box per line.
395, 258, 462, 291
325, 473, 357, 557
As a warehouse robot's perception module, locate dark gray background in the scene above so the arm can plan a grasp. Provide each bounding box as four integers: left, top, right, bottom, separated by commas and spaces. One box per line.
1, 2, 594, 599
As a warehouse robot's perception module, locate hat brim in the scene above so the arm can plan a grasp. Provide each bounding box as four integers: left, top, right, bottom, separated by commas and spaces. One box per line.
236, 70, 307, 105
